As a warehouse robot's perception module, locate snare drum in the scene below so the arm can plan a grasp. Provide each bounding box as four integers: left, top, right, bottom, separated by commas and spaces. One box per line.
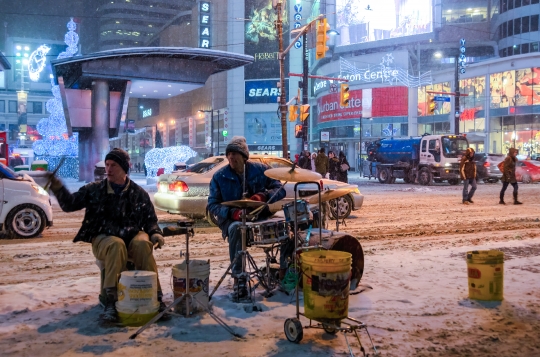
282, 199, 310, 224
247, 218, 290, 245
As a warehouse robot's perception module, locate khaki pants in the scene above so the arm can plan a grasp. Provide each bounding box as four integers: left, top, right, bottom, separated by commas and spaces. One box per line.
92, 231, 162, 293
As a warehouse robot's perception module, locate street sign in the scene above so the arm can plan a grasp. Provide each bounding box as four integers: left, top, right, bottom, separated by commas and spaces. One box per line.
329, 83, 338, 93
294, 40, 302, 49
434, 96, 451, 102
294, 4, 302, 12
294, 13, 302, 21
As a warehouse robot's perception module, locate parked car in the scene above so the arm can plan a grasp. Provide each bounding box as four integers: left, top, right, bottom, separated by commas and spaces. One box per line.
474, 153, 504, 183
154, 155, 364, 225
0, 163, 53, 238
516, 160, 540, 183
94, 161, 106, 181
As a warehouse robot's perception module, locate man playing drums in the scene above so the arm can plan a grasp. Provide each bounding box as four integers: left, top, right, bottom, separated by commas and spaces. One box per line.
207, 136, 287, 299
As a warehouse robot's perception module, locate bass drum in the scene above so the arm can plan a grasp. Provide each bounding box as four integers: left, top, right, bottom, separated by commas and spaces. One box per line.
304, 230, 364, 289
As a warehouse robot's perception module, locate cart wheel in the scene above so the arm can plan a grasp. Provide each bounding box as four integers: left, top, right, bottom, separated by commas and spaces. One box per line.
322, 320, 341, 335
284, 318, 303, 343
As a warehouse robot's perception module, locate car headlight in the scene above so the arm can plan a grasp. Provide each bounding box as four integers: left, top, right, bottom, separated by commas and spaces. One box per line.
31, 184, 49, 196
445, 163, 451, 167
353, 188, 360, 194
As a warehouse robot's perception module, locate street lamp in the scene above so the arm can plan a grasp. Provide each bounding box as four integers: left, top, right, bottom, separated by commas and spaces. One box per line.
198, 109, 218, 155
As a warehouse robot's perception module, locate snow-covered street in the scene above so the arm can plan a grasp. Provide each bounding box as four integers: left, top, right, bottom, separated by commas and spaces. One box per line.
1, 179, 539, 356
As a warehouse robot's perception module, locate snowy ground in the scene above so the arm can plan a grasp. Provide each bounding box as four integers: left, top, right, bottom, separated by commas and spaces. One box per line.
1, 176, 539, 356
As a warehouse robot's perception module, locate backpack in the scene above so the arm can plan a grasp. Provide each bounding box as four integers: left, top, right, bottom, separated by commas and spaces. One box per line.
497, 161, 505, 172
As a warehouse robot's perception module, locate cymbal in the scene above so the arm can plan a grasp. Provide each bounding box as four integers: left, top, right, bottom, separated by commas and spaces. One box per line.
305, 188, 355, 204
264, 167, 322, 182
221, 198, 267, 208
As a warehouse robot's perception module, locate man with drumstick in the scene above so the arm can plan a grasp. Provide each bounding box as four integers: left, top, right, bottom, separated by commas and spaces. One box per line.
207, 136, 287, 299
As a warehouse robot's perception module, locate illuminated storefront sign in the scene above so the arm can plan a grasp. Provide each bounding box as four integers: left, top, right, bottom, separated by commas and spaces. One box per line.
199, 2, 211, 48
245, 79, 288, 104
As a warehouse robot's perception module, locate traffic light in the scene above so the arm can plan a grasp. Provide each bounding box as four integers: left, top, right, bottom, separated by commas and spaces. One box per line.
295, 124, 303, 138
300, 104, 310, 122
428, 96, 436, 114
316, 19, 329, 60
340, 83, 350, 107
288, 105, 299, 122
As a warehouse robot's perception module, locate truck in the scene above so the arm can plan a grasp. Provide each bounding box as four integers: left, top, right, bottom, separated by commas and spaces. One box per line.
366, 134, 469, 185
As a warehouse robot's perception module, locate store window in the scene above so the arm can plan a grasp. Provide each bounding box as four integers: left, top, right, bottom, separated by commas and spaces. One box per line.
417, 82, 452, 116
0, 100, 4, 113
8, 100, 17, 113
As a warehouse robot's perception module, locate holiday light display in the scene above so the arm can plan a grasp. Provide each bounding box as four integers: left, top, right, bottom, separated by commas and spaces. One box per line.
28, 45, 50, 82
33, 18, 80, 178
144, 146, 197, 177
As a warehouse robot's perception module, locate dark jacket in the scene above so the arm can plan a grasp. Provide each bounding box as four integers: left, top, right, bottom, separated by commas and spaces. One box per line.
459, 150, 476, 179
52, 178, 162, 244
207, 161, 285, 239
299, 155, 311, 170
336, 156, 350, 183
329, 157, 340, 180
315, 152, 329, 176
501, 150, 518, 183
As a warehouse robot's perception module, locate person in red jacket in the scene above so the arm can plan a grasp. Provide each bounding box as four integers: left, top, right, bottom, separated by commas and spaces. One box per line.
460, 148, 477, 204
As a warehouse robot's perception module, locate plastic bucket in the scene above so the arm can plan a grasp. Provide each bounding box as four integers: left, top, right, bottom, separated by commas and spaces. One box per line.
172, 260, 210, 314
467, 250, 504, 301
301, 250, 352, 321
117, 271, 158, 310
116, 302, 159, 327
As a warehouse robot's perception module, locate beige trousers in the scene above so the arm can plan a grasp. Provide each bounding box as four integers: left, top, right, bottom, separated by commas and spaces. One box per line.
92, 231, 162, 293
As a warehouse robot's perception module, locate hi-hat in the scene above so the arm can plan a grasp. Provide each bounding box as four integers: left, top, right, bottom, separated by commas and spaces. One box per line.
264, 167, 322, 182
306, 188, 355, 204
221, 198, 267, 209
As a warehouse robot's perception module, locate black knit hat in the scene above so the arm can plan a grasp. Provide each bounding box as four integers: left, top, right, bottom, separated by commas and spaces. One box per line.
105, 148, 130, 173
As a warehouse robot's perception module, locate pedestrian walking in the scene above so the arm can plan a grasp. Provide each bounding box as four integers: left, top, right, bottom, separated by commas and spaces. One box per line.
336, 151, 350, 183
298, 150, 311, 170
328, 151, 339, 180
310, 153, 317, 172
315, 148, 329, 178
460, 147, 477, 204
499, 147, 522, 205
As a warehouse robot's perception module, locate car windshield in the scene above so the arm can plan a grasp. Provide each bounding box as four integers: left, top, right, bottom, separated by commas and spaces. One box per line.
0, 162, 19, 179
442, 137, 469, 158
185, 158, 225, 174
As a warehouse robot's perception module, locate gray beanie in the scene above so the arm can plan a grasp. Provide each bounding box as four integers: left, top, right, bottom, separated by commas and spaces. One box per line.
105, 148, 130, 173
226, 136, 249, 159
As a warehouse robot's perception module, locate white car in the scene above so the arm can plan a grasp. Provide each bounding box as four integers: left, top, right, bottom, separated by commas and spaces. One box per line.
0, 163, 53, 238
154, 155, 364, 225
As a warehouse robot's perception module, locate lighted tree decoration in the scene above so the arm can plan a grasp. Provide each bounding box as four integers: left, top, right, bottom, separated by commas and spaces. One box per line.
155, 125, 163, 148
33, 18, 80, 178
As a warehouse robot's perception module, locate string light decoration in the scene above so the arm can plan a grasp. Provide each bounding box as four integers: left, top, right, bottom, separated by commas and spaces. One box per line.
144, 146, 197, 177
28, 45, 50, 82
33, 18, 80, 178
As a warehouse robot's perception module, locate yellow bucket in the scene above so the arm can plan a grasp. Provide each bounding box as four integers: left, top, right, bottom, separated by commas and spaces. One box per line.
301, 250, 352, 321
116, 302, 159, 327
467, 250, 504, 301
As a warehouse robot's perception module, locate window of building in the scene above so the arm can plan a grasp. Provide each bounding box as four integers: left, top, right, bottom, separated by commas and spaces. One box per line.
508, 19, 513, 36
531, 42, 539, 52
0, 100, 4, 113
514, 17, 521, 35
502, 22, 507, 38
515, 0, 522, 7
501, 0, 507, 13
8, 100, 17, 113
514, 44, 521, 55
502, 47, 508, 57
522, 16, 530, 33
532, 15, 539, 32
522, 43, 530, 54
508, 0, 514, 9
27, 101, 42, 114
532, 0, 539, 4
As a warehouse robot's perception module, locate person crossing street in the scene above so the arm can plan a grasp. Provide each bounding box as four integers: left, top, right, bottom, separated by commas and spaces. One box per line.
460, 148, 477, 205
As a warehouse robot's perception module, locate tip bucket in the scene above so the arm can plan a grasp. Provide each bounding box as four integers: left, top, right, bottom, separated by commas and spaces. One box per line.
300, 250, 352, 321
467, 250, 504, 301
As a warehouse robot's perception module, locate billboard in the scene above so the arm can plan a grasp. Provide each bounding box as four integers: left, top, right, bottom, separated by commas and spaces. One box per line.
244, 0, 288, 79
245, 79, 288, 104
244, 112, 282, 145
336, 0, 432, 46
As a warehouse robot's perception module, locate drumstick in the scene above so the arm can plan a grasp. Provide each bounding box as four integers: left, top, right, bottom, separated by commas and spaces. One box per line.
43, 156, 67, 190
250, 180, 289, 217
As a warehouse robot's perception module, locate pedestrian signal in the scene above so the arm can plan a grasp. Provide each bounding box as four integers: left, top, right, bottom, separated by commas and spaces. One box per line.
300, 104, 310, 122
295, 124, 303, 138
288, 105, 299, 122
428, 96, 436, 114
315, 19, 330, 60
340, 83, 350, 107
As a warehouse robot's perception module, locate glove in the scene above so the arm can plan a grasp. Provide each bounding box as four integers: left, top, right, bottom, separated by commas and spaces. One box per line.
231, 209, 242, 221
44, 172, 63, 191
150, 233, 165, 249
250, 193, 267, 202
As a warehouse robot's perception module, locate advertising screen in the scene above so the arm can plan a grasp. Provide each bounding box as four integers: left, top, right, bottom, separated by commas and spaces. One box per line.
336, 0, 432, 46
244, 112, 282, 145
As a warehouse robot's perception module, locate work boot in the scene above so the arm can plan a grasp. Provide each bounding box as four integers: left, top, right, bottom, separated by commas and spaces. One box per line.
462, 200, 469, 205
513, 193, 522, 205
499, 193, 505, 205
100, 296, 119, 324
468, 199, 474, 204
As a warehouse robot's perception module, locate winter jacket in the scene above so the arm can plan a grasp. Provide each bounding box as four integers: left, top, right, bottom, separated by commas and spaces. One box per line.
52, 178, 162, 244
501, 150, 518, 183
207, 161, 285, 239
329, 157, 340, 180
459, 152, 476, 179
315, 153, 329, 176
336, 157, 350, 183
299, 155, 311, 170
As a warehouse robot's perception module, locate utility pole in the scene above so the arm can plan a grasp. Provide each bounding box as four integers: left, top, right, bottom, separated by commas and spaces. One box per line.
301, 33, 309, 150
454, 54, 460, 135
276, 0, 288, 158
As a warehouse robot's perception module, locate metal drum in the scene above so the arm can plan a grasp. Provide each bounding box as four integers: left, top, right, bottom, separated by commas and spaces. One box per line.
282, 199, 310, 225
247, 218, 290, 245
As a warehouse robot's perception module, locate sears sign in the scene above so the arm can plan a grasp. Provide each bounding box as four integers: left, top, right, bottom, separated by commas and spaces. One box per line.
245, 79, 288, 104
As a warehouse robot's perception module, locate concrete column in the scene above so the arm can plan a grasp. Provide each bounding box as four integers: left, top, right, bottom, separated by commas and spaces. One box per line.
89, 80, 110, 182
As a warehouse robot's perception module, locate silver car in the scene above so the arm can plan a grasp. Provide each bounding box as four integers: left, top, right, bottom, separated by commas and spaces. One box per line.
154, 155, 364, 225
